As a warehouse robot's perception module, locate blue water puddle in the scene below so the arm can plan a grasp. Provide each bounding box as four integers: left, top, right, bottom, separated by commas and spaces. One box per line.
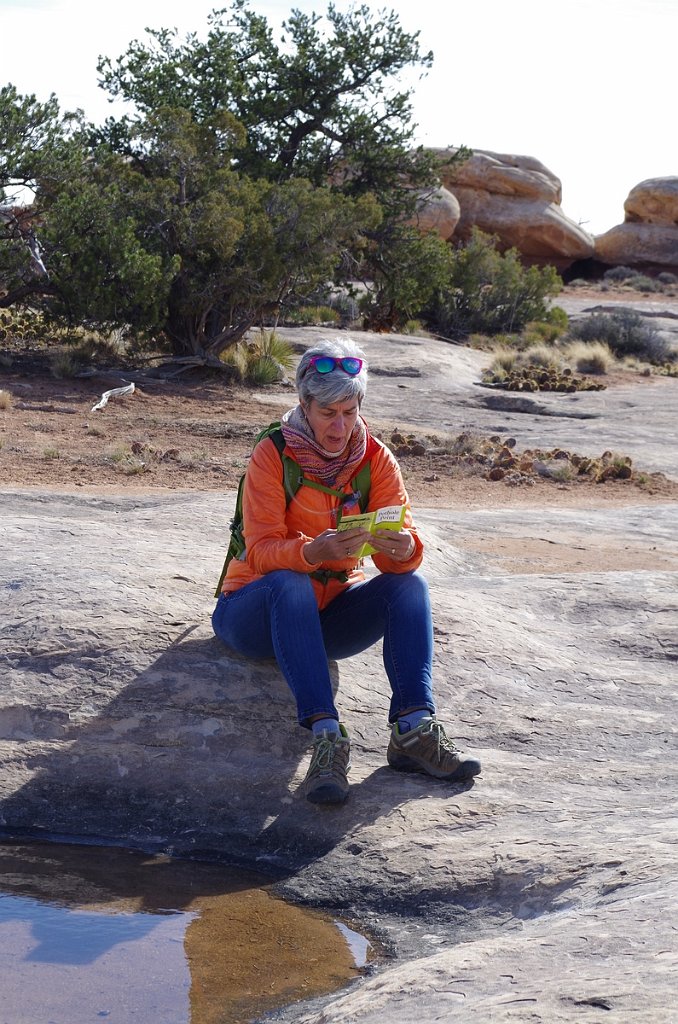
0, 840, 372, 1024
0, 892, 193, 1023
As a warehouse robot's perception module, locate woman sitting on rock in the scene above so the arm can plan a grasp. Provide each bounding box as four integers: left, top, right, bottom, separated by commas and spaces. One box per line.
212, 338, 481, 803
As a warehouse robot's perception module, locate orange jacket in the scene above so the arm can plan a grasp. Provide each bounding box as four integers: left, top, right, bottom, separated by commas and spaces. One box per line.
221, 429, 424, 610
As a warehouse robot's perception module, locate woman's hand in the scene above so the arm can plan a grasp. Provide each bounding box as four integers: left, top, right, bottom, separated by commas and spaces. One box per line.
303, 527, 373, 565
369, 528, 416, 563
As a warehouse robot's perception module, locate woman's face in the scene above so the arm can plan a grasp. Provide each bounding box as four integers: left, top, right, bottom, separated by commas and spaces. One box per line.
303, 397, 360, 452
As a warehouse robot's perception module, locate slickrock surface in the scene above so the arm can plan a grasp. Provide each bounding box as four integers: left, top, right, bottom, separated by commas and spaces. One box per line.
1, 325, 677, 1022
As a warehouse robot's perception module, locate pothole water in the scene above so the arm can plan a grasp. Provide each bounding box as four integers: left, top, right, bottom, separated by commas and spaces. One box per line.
0, 839, 373, 1024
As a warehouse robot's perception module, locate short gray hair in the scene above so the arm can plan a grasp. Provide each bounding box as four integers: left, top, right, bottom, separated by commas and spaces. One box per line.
296, 338, 368, 407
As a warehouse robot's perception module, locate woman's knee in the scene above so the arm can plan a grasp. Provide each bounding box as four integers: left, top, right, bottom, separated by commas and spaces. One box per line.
266, 569, 316, 601
382, 570, 430, 603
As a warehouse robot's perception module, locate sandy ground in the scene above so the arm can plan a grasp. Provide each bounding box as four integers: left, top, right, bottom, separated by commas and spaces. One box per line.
2, 284, 677, 576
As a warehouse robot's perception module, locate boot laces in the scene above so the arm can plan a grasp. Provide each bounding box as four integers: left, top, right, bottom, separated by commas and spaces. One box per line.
423, 718, 460, 761
310, 732, 345, 774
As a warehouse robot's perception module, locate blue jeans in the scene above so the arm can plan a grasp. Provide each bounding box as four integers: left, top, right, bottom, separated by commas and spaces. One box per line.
212, 570, 435, 728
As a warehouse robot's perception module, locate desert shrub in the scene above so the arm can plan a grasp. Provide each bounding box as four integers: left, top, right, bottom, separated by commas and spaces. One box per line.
625, 275, 661, 293
425, 229, 562, 338
603, 265, 636, 282
567, 310, 673, 364
567, 278, 589, 288
543, 305, 569, 332
488, 350, 518, 374
49, 351, 81, 378
222, 330, 295, 385
522, 321, 564, 346
485, 346, 558, 381
658, 271, 678, 285
0, 389, 13, 410
469, 332, 519, 351
108, 445, 147, 475
563, 341, 614, 375
282, 305, 341, 326
400, 319, 426, 335
48, 331, 125, 378
518, 344, 559, 369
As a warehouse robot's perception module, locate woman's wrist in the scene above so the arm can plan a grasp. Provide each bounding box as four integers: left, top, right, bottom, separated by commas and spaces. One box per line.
303, 540, 319, 565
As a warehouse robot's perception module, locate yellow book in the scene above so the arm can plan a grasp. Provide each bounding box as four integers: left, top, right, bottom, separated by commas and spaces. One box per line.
336, 504, 407, 558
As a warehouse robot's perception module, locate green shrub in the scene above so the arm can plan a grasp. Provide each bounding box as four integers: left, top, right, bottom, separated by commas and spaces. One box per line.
625, 275, 661, 293
543, 305, 569, 332
567, 310, 673, 364
282, 305, 341, 326
603, 265, 636, 282
400, 319, 426, 335
425, 229, 562, 338
222, 330, 295, 384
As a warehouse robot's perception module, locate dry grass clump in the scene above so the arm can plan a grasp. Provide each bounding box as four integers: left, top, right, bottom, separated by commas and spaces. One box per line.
567, 310, 674, 365
482, 343, 605, 392
50, 331, 127, 379
281, 305, 341, 326
107, 445, 148, 476
562, 341, 614, 375
484, 344, 561, 379
220, 330, 295, 385
0, 389, 13, 410
518, 344, 560, 369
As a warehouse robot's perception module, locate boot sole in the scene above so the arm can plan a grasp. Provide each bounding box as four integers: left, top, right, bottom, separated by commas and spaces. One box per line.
388, 752, 481, 781
306, 781, 349, 804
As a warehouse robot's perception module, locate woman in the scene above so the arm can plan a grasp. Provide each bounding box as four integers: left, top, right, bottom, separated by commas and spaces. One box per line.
212, 338, 481, 804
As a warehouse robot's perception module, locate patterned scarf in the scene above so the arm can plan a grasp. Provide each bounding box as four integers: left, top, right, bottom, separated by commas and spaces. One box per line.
280, 404, 368, 486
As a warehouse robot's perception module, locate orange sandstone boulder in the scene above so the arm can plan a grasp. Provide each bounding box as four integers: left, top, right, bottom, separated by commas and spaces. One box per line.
406, 186, 460, 240
595, 177, 678, 270
431, 148, 594, 269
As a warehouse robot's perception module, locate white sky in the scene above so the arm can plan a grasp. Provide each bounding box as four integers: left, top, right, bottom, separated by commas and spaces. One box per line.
1, 0, 676, 235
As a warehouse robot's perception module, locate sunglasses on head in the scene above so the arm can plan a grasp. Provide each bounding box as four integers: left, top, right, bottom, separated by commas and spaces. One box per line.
308, 355, 363, 376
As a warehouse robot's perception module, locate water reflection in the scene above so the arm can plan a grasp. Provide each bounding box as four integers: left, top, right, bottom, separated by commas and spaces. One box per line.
0, 840, 366, 1024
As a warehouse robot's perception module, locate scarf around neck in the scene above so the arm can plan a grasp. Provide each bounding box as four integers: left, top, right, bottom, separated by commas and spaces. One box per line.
280, 404, 368, 487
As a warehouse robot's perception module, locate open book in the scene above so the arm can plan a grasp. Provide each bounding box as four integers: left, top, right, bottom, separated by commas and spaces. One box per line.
336, 504, 407, 558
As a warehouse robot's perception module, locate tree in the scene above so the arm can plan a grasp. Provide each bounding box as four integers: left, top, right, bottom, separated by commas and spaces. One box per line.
0, 84, 79, 306
96, 1, 438, 211
3, 3, 465, 360
36, 104, 378, 360
357, 225, 454, 332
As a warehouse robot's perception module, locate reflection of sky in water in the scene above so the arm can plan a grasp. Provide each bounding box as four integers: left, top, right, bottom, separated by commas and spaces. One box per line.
0, 893, 193, 1023
333, 921, 372, 968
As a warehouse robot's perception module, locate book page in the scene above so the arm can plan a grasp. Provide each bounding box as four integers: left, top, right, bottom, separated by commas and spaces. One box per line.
336, 505, 406, 558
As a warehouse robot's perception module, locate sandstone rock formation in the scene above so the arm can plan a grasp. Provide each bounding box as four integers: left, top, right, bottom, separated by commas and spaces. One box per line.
595, 177, 678, 271
432, 148, 595, 270
406, 185, 460, 240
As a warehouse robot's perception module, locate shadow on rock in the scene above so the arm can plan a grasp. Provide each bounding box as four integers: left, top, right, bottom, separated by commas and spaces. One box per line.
0, 629, 421, 875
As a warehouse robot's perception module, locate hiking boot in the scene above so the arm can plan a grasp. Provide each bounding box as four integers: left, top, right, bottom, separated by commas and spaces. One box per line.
304, 726, 351, 804
387, 716, 481, 782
